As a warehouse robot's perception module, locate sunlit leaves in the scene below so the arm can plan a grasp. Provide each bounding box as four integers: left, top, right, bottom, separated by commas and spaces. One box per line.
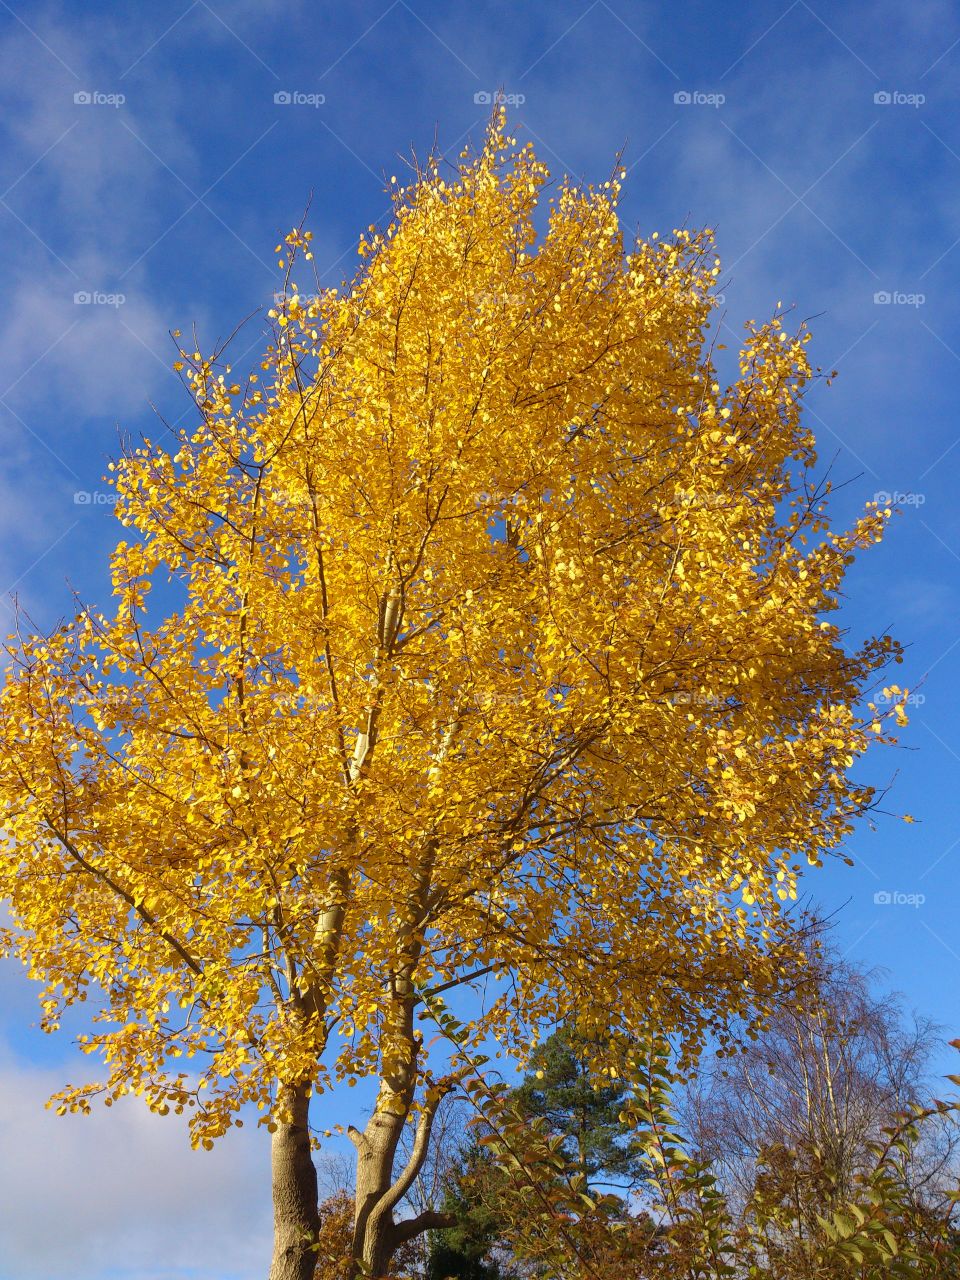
0, 111, 902, 1151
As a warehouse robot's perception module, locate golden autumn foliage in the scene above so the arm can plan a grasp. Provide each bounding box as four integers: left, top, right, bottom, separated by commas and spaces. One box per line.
0, 111, 909, 1276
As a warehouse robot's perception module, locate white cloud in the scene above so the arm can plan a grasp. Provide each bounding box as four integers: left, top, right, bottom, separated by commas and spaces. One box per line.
0, 1040, 272, 1280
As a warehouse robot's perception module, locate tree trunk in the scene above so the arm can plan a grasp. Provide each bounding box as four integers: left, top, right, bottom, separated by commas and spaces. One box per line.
349, 1102, 457, 1277
352, 1108, 405, 1277
268, 1081, 320, 1280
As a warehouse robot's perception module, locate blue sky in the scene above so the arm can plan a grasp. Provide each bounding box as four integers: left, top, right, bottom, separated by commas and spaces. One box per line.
0, 1, 958, 1275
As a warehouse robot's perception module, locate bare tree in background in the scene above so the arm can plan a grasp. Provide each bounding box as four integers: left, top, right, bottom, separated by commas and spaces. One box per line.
682, 924, 960, 1247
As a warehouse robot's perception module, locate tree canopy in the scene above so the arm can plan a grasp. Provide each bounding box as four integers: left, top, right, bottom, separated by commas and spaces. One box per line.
0, 111, 908, 1278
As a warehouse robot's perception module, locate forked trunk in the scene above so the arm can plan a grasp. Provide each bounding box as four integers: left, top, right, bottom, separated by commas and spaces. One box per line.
352, 1108, 404, 1277
349, 1105, 455, 1278
268, 1081, 320, 1280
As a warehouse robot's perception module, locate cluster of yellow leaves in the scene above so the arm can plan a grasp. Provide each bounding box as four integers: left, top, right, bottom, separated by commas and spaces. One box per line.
0, 111, 904, 1145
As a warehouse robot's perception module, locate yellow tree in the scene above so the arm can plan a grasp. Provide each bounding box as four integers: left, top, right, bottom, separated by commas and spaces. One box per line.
0, 113, 907, 1280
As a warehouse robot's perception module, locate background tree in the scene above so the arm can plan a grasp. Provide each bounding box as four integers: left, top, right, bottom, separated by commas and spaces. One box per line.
426, 1140, 514, 1280
680, 928, 960, 1274
511, 1026, 650, 1191
0, 109, 907, 1280
684, 930, 955, 1202
459, 1029, 960, 1280
638, 1046, 960, 1280
314, 1193, 355, 1280
430, 940, 960, 1280
428, 1027, 653, 1278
